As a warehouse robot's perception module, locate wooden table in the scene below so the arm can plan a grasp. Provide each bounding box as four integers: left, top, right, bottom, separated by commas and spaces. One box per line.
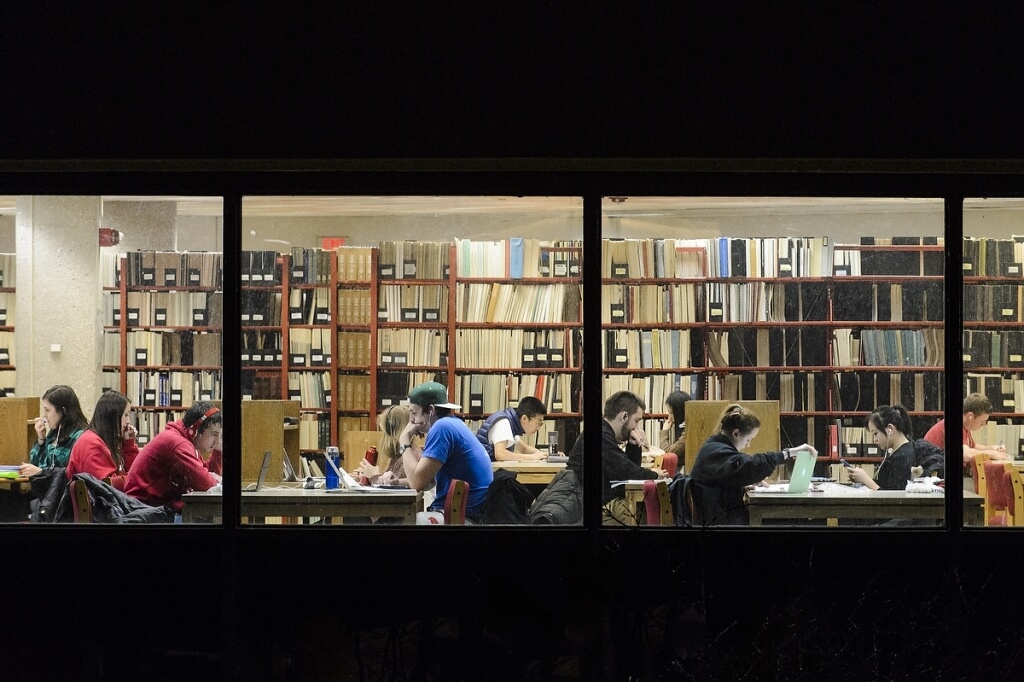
493, 460, 565, 485
745, 482, 984, 526
181, 485, 423, 524
0, 476, 31, 494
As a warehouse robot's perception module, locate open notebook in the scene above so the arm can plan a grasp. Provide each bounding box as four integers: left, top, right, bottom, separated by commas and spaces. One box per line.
757, 450, 817, 493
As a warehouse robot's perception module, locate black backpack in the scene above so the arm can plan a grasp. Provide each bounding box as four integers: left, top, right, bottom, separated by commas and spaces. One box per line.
668, 473, 704, 527
479, 469, 535, 524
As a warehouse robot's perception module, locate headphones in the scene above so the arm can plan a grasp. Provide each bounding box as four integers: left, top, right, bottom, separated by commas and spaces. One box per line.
186, 407, 221, 439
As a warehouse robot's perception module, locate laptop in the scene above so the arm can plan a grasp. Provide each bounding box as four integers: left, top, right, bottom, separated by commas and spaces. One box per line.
243, 450, 272, 492
321, 451, 362, 492
758, 450, 817, 493
281, 447, 298, 482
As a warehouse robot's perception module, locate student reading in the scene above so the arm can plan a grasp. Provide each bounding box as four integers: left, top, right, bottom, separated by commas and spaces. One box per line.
690, 403, 816, 525
846, 404, 915, 491
123, 402, 223, 513
65, 390, 139, 491
475, 396, 549, 461
399, 381, 493, 524
923, 393, 1009, 466
19, 385, 89, 477
658, 390, 690, 457
600, 390, 669, 525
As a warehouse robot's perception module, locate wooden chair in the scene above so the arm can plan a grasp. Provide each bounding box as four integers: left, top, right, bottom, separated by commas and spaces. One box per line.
68, 479, 93, 524
642, 479, 673, 526
972, 453, 992, 499
443, 479, 469, 525
983, 460, 1011, 526
653, 453, 679, 478
1007, 467, 1024, 527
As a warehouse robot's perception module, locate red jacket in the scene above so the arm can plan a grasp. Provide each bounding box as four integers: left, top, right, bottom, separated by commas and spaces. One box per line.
123, 420, 218, 512
65, 429, 139, 491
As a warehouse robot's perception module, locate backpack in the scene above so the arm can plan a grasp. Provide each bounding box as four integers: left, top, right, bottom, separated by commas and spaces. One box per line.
479, 469, 535, 524
668, 473, 704, 527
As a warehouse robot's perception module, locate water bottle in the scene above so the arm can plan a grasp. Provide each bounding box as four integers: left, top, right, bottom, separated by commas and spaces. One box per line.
361, 446, 378, 485
547, 431, 559, 456
324, 446, 341, 490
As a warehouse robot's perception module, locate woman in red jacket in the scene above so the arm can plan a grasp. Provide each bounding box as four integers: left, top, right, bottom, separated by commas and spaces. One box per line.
65, 391, 138, 491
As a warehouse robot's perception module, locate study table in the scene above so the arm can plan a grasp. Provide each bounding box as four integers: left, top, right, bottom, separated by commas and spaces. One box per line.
493, 460, 565, 485
181, 484, 423, 524
0, 476, 30, 494
745, 483, 984, 526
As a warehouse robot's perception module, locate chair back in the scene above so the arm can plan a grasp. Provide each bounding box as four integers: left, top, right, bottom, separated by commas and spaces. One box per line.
642, 479, 673, 526
654, 453, 679, 478
983, 460, 1010, 525
972, 453, 992, 498
69, 479, 93, 524
443, 479, 469, 525
1007, 467, 1024, 527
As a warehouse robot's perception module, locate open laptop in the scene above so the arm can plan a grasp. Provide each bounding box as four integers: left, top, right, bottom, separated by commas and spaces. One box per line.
758, 450, 817, 493
281, 447, 298, 482
243, 450, 272, 493
321, 451, 361, 492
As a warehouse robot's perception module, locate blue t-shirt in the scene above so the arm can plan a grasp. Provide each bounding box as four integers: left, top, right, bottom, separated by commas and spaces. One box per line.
422, 416, 494, 519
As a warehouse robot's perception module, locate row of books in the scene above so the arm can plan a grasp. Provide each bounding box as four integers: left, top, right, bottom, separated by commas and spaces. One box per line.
288, 288, 332, 325
339, 289, 373, 326
0, 369, 16, 397
857, 328, 945, 367
337, 331, 371, 368
962, 284, 1024, 322
378, 241, 450, 280
455, 329, 577, 369
966, 373, 1024, 416
0, 292, 14, 326
973, 421, 1024, 459
241, 331, 283, 366
122, 370, 222, 408
602, 373, 700, 420
287, 371, 333, 410
240, 250, 282, 285
603, 238, 707, 279
377, 284, 448, 323
335, 247, 375, 283
711, 372, 824, 412
963, 330, 1024, 369
833, 371, 945, 413
241, 370, 282, 400
456, 238, 582, 279
288, 328, 333, 366
851, 237, 944, 277
131, 410, 182, 447
604, 329, 698, 369
707, 328, 829, 368
240, 291, 282, 326
603, 284, 701, 324
378, 328, 448, 367
455, 371, 578, 415
705, 281, 828, 323
104, 330, 221, 368
0, 331, 14, 366
457, 283, 581, 323
289, 247, 333, 284
377, 371, 445, 411
299, 413, 332, 450
962, 237, 1024, 278
832, 281, 944, 322
0, 253, 15, 288
706, 237, 836, 279
334, 373, 372, 412
109, 291, 223, 328
114, 251, 224, 288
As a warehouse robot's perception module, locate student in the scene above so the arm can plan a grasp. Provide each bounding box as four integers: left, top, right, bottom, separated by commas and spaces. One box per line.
475, 395, 549, 462
356, 404, 412, 487
658, 390, 691, 457
923, 393, 1009, 466
399, 381, 493, 523
123, 402, 223, 513
65, 391, 139, 491
847, 404, 916, 491
19, 385, 89, 477
690, 403, 815, 525
600, 391, 668, 525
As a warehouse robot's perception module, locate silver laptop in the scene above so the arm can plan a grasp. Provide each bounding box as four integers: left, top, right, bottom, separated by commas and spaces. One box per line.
321, 451, 360, 492
243, 450, 272, 492
281, 447, 298, 482
760, 450, 817, 493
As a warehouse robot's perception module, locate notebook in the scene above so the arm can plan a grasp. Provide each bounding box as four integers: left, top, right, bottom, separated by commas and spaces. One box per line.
758, 450, 817, 493
243, 450, 272, 493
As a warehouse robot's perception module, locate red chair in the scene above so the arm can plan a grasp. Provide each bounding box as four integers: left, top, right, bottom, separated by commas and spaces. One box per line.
642, 479, 673, 526
983, 460, 1010, 526
655, 453, 678, 478
443, 479, 469, 525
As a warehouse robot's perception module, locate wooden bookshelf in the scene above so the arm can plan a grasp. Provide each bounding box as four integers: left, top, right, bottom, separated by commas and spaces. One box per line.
0, 396, 39, 465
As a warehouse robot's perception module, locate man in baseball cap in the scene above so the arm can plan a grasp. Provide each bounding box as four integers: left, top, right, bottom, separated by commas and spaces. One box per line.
400, 381, 493, 523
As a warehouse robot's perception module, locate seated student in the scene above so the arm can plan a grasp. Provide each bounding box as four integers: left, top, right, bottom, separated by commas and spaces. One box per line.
356, 404, 412, 487
690, 403, 815, 525
65, 391, 139, 491
658, 390, 691, 457
599, 391, 668, 525
847, 404, 916, 491
399, 381, 493, 524
923, 393, 1009, 466
475, 396, 549, 461
19, 385, 89, 477
123, 402, 223, 514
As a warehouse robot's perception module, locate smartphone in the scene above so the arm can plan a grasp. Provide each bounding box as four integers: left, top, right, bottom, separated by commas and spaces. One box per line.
840, 458, 853, 468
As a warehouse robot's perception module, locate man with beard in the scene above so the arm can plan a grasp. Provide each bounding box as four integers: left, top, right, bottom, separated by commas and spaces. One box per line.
601, 390, 668, 524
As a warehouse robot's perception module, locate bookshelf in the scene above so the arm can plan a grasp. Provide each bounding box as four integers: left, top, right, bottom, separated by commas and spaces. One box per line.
103, 252, 223, 445
0, 254, 15, 398
600, 237, 946, 471
0, 396, 40, 465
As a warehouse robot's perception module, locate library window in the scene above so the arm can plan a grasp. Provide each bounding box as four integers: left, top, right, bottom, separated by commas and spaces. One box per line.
601, 196, 947, 527
962, 198, 1024, 527
239, 195, 584, 526
0, 195, 224, 524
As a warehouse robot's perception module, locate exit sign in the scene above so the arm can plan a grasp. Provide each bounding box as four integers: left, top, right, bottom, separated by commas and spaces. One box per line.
321, 237, 347, 249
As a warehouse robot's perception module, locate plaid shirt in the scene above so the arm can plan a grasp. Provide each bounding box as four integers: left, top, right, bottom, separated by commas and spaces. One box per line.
29, 428, 85, 468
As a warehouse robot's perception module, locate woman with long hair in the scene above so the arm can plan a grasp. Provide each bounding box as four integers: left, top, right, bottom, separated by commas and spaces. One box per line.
355, 404, 412, 486
847, 404, 916, 491
65, 391, 139, 491
658, 390, 690, 456
19, 385, 89, 477
691, 403, 816, 525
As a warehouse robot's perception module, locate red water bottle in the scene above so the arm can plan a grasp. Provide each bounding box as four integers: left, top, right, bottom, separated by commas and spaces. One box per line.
361, 446, 378, 485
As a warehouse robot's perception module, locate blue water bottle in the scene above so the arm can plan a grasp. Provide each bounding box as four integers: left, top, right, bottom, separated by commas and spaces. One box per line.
324, 446, 341, 490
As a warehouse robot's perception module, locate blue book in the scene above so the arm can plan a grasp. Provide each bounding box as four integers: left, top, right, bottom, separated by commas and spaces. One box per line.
510, 237, 524, 279
718, 237, 729, 276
